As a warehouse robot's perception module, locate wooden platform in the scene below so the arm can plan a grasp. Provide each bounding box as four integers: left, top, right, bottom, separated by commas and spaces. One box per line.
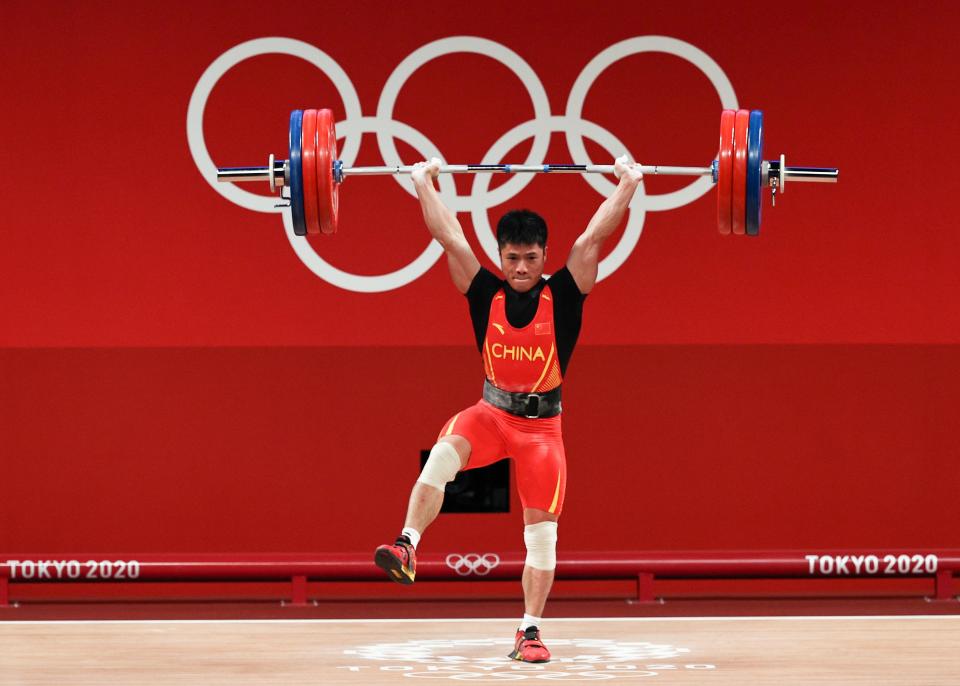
2, 615, 959, 684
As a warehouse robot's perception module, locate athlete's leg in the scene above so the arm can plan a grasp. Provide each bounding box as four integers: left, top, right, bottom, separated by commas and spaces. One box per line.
403, 435, 470, 535
521, 507, 559, 618
507, 506, 558, 663
376, 402, 505, 585
506, 417, 566, 662
512, 421, 566, 618
404, 401, 505, 541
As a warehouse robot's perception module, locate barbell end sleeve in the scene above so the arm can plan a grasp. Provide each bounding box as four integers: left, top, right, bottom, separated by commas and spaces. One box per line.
216, 158, 288, 187
216, 166, 271, 182
767, 157, 839, 184
784, 166, 839, 183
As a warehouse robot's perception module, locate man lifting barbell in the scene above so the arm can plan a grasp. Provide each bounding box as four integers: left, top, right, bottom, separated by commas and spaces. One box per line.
373, 154, 644, 664
213, 107, 838, 660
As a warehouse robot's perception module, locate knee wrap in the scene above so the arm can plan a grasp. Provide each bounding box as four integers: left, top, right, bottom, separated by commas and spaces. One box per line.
524, 521, 558, 571
416, 442, 461, 491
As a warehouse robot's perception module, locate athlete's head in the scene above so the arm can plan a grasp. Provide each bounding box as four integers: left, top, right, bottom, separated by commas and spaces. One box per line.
496, 210, 547, 293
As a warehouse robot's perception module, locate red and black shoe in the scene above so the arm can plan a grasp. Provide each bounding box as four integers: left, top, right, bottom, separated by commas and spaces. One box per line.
374, 537, 417, 585
508, 626, 551, 663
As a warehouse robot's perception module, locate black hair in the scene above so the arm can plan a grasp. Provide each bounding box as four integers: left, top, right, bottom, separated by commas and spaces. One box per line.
496, 209, 548, 250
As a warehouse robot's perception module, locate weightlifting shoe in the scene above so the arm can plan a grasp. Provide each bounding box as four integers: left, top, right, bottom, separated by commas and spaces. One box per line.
508, 626, 551, 663
374, 536, 417, 585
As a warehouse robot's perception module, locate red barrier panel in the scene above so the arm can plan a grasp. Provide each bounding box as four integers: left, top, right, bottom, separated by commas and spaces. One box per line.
3, 551, 957, 606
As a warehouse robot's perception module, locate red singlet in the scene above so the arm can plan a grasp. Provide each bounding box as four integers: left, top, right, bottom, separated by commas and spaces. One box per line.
482, 286, 562, 393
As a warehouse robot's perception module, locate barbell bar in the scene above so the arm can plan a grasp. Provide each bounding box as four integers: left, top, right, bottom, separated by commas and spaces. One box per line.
216, 162, 717, 182
216, 108, 839, 237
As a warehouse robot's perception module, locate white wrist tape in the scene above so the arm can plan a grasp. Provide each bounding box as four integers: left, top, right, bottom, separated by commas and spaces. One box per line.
416, 441, 461, 491
523, 521, 558, 571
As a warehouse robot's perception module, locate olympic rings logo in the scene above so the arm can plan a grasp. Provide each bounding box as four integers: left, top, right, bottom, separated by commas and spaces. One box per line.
187, 36, 738, 293
445, 553, 501, 576
346, 635, 694, 666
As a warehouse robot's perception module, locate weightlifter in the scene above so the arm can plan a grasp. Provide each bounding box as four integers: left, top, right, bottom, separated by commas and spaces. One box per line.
375, 155, 644, 663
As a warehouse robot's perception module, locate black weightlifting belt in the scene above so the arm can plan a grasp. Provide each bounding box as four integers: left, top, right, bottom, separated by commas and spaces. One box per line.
482, 379, 562, 419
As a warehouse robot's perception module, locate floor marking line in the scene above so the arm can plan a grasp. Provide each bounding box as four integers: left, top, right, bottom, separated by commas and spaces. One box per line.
1, 614, 958, 626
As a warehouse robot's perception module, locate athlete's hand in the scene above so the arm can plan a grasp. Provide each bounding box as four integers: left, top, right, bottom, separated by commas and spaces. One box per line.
411, 157, 442, 186
614, 154, 643, 183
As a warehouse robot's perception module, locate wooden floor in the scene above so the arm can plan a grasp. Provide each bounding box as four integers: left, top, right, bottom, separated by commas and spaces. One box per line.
2, 615, 959, 684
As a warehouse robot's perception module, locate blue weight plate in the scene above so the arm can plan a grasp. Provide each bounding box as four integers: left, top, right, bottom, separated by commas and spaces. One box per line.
746, 110, 763, 236
288, 110, 307, 236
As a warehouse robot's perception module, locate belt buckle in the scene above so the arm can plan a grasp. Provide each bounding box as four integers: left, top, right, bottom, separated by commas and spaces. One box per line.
523, 393, 542, 419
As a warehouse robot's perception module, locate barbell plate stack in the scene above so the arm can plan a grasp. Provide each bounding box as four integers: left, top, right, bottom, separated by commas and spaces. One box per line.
288, 110, 307, 237
301, 109, 321, 236
746, 110, 764, 236
717, 109, 736, 235
731, 109, 750, 236
316, 108, 339, 235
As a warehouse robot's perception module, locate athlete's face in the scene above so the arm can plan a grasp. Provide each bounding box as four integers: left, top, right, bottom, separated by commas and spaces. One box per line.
499, 242, 546, 293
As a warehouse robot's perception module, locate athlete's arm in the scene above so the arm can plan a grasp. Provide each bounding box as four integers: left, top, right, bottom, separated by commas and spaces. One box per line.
566, 155, 643, 294
412, 158, 481, 294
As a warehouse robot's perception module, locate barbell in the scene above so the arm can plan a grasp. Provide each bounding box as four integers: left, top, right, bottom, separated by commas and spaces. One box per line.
216, 108, 838, 237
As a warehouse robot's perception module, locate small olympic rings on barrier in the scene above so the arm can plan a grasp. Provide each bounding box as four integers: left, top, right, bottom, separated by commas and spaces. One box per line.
187, 35, 738, 293
445, 553, 501, 576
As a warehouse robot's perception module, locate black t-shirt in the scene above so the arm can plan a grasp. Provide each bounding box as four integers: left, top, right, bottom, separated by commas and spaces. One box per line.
466, 266, 586, 376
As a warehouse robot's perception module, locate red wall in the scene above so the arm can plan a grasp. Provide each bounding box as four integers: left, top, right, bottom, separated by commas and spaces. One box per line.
2, 1, 959, 554
3, 346, 957, 553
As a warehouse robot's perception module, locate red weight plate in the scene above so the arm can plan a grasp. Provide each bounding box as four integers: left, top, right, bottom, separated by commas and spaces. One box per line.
300, 109, 321, 235
731, 109, 750, 236
717, 110, 736, 235
316, 108, 338, 235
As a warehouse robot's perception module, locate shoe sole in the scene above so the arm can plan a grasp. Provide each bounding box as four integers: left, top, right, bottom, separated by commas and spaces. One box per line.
374, 548, 415, 585
508, 650, 550, 663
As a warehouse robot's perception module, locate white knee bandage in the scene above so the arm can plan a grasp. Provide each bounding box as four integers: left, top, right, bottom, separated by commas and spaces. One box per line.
524, 521, 558, 571
417, 442, 461, 491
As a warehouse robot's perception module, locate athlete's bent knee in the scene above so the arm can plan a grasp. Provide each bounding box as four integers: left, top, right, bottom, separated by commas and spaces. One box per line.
416, 442, 461, 491
524, 521, 558, 571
